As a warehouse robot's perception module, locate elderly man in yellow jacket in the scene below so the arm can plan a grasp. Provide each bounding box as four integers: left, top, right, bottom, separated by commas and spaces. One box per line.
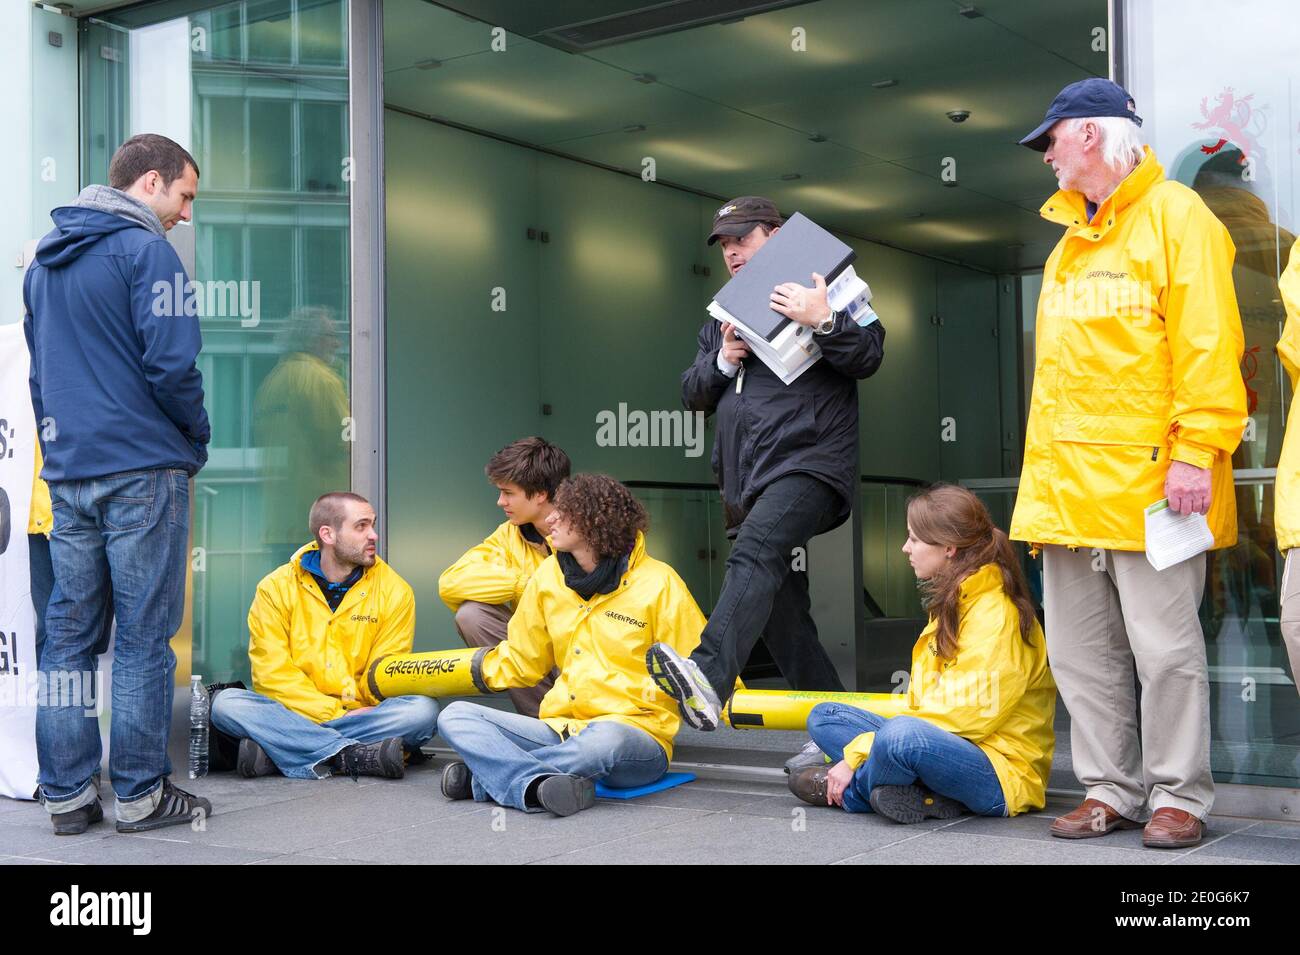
210, 492, 438, 779
1273, 238, 1300, 688
438, 474, 706, 817
438, 437, 570, 717
1012, 79, 1247, 848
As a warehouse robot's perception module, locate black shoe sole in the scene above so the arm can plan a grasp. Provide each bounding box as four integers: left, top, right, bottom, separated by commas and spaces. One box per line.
52, 801, 104, 836
537, 775, 596, 817
868, 785, 966, 824
441, 761, 473, 800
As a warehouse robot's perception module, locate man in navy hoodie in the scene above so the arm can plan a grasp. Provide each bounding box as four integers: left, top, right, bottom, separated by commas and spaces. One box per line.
24, 133, 213, 835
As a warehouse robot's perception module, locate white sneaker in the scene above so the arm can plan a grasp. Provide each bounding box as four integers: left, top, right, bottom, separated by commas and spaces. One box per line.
646, 643, 721, 731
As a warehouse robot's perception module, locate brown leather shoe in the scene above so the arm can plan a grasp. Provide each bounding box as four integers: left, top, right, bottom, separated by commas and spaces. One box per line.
1143, 808, 1204, 848
1049, 798, 1142, 839
788, 766, 831, 807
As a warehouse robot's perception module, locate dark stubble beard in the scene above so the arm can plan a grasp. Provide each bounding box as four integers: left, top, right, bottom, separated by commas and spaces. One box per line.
334, 538, 376, 570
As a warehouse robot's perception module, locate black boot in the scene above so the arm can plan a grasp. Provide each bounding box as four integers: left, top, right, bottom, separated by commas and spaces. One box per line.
332, 737, 405, 780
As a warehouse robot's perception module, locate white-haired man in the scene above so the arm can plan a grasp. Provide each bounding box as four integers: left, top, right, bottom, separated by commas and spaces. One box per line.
1011, 79, 1247, 848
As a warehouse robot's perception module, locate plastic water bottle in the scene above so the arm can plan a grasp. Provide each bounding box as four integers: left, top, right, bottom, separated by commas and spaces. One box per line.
188, 675, 209, 779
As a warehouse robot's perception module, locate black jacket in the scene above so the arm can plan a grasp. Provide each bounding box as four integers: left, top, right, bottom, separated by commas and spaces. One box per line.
682, 314, 885, 536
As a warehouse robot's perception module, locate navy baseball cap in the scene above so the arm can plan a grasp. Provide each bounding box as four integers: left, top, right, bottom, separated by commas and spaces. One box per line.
1019, 78, 1143, 151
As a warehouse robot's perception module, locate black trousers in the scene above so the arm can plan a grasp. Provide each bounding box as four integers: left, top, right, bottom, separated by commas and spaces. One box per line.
694, 473, 847, 699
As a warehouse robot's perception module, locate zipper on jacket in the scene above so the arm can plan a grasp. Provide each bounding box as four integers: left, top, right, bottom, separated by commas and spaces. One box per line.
736, 365, 745, 394
1151, 447, 1158, 461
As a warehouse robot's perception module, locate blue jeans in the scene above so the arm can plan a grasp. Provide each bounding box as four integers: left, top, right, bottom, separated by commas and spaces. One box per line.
37, 468, 191, 822
30, 532, 114, 667
210, 689, 440, 779
437, 701, 668, 812
807, 703, 1008, 816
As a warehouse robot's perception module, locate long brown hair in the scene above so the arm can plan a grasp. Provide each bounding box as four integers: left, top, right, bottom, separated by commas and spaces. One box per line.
906, 484, 1038, 660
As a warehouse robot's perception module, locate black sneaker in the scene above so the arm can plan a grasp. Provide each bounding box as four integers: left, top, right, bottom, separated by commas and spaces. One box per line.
441, 761, 473, 800
236, 738, 278, 778
536, 774, 596, 817
868, 784, 966, 824
116, 780, 212, 833
52, 798, 104, 836
333, 737, 405, 780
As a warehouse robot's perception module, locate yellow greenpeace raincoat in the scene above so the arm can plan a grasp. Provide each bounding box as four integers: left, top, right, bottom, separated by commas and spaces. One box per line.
1273, 237, 1300, 550
1011, 147, 1247, 551
248, 542, 416, 723
841, 564, 1056, 816
29, 441, 51, 535
438, 520, 551, 612
477, 532, 705, 759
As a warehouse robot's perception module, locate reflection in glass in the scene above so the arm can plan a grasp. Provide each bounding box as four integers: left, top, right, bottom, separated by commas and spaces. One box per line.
253, 306, 350, 563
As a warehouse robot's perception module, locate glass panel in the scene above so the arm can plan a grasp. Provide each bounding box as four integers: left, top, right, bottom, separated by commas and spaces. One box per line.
82, 0, 352, 686
207, 3, 244, 63
248, 98, 294, 190
298, 0, 345, 66
245, 0, 293, 65
629, 486, 728, 614
1124, 0, 1299, 788
300, 101, 345, 194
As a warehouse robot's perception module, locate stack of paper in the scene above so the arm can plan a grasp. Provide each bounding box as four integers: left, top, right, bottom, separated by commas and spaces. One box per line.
1144, 498, 1215, 571
708, 212, 873, 385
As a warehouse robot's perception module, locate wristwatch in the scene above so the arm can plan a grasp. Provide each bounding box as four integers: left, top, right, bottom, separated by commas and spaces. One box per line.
813, 310, 838, 335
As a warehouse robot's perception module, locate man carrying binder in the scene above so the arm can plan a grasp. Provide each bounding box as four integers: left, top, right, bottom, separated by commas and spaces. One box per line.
648, 196, 886, 771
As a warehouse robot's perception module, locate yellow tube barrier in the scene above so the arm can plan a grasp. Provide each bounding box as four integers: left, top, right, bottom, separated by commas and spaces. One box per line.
366, 648, 492, 702
723, 688, 899, 731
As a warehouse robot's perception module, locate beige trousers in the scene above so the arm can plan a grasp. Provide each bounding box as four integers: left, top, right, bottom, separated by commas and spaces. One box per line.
1042, 545, 1212, 820
1277, 551, 1300, 693
453, 600, 556, 719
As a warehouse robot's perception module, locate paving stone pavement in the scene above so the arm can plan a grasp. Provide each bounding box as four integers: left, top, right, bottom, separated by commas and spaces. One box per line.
2, 759, 1295, 865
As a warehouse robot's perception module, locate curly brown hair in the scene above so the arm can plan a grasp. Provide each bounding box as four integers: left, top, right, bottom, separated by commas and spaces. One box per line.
552, 474, 648, 561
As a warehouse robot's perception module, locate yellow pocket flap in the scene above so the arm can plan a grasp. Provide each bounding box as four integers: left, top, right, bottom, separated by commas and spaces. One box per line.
1052, 413, 1167, 446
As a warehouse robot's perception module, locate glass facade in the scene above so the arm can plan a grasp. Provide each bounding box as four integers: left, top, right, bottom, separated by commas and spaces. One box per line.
81, 0, 351, 684
1121, 0, 1299, 788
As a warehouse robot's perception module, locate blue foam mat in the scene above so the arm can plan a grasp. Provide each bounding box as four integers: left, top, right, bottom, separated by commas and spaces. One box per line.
595, 771, 695, 799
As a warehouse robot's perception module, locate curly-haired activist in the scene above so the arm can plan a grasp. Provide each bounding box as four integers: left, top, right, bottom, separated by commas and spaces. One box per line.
437, 474, 706, 817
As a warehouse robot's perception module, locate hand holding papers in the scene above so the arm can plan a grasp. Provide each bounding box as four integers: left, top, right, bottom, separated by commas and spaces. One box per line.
1144, 498, 1214, 571
708, 212, 870, 385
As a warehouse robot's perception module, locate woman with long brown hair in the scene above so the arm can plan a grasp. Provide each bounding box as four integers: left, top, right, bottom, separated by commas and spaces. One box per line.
789, 484, 1056, 823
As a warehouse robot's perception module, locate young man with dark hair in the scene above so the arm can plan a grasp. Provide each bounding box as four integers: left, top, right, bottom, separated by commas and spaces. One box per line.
438, 437, 571, 717
209, 493, 439, 780
648, 196, 886, 771
26, 133, 210, 835
438, 475, 705, 817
